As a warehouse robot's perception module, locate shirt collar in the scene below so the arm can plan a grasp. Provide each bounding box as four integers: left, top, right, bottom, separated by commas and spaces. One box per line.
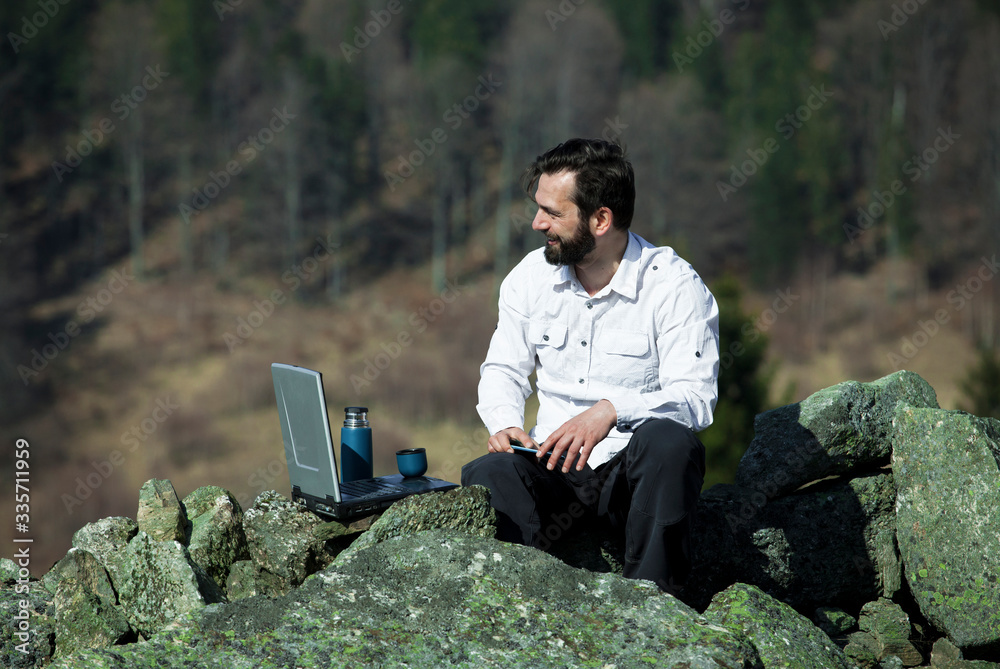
545, 232, 643, 300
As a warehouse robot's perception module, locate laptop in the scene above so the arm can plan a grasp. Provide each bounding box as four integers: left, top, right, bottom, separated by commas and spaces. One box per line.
271, 363, 458, 519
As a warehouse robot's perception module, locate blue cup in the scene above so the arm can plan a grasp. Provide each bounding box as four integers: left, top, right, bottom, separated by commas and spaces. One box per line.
396, 448, 428, 478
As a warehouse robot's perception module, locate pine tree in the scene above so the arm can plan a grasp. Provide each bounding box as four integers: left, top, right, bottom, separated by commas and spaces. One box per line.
959, 348, 1000, 420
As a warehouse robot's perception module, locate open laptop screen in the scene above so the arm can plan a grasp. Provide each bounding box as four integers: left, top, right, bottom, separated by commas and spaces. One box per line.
271, 363, 342, 504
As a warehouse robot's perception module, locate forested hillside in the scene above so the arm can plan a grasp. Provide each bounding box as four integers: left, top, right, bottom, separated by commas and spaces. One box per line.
1, 0, 998, 572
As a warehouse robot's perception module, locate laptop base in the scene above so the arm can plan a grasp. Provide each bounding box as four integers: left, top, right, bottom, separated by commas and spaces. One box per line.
292, 475, 458, 520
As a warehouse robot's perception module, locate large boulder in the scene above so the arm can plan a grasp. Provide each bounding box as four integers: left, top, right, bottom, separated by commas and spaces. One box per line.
182, 486, 249, 592
687, 472, 900, 612
48, 530, 760, 668
115, 532, 223, 638
42, 548, 133, 656
137, 479, 189, 544
338, 484, 496, 559
704, 582, 854, 668
241, 490, 337, 596
70, 516, 138, 588
892, 406, 1000, 654
736, 371, 938, 498
1, 580, 54, 668
844, 598, 923, 667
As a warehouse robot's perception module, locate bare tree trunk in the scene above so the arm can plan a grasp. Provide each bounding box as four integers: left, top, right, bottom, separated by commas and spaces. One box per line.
432, 172, 449, 293
323, 141, 345, 301
125, 110, 145, 281
178, 143, 194, 276
209, 89, 229, 274
284, 129, 301, 266
450, 161, 467, 264
494, 125, 519, 296
283, 69, 302, 267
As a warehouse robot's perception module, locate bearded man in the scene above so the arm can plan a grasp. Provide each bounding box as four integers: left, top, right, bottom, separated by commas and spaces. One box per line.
461, 138, 720, 594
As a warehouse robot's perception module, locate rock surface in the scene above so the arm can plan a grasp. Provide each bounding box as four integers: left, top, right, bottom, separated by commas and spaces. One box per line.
11, 371, 1000, 668
892, 407, 1000, 654
688, 472, 899, 611
851, 598, 923, 667
49, 531, 759, 669
183, 485, 249, 591
137, 479, 190, 544
42, 548, 133, 656
241, 490, 337, 597
338, 483, 496, 558
70, 516, 138, 587
736, 371, 938, 497
115, 532, 222, 638
1, 580, 54, 668
705, 582, 854, 668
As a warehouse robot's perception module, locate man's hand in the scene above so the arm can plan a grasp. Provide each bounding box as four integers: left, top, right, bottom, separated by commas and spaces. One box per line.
538, 399, 617, 473
487, 426, 541, 454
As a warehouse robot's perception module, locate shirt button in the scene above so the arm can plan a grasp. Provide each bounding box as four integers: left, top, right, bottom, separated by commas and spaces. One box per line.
543, 335, 549, 341
578, 378, 584, 384
581, 340, 587, 347
586, 302, 593, 309
652, 265, 658, 270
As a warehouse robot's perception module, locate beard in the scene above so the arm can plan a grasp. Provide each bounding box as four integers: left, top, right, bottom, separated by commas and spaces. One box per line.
543, 218, 596, 266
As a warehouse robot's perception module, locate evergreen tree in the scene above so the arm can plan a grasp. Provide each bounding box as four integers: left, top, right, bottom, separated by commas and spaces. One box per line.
959, 347, 1000, 420
699, 276, 774, 488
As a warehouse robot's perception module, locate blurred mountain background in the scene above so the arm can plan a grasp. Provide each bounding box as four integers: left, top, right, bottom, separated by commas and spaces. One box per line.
1, 0, 998, 574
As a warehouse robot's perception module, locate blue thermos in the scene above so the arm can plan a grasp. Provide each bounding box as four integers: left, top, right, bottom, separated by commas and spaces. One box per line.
340, 406, 373, 482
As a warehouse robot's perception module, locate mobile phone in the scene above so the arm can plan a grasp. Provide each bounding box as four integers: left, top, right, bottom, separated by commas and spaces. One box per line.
509, 439, 565, 463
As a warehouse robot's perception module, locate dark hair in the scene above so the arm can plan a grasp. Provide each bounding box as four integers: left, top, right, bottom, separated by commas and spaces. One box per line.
521, 138, 635, 230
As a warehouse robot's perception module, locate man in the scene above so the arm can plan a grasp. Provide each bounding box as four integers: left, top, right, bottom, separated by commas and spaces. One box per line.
462, 138, 719, 594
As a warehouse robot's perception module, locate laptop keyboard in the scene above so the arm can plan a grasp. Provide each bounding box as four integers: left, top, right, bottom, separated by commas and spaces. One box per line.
341, 478, 409, 500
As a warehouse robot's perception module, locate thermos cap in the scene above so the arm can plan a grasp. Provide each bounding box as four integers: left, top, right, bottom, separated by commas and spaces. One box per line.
344, 406, 369, 428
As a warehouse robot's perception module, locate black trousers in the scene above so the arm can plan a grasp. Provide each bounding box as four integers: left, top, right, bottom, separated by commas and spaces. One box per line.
461, 418, 705, 594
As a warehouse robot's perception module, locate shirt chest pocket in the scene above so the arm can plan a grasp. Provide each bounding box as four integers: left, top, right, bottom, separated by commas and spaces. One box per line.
528, 321, 568, 350
594, 329, 658, 389
600, 330, 649, 357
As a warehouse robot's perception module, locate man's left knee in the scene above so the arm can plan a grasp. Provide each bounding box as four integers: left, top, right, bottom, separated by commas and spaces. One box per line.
629, 419, 703, 468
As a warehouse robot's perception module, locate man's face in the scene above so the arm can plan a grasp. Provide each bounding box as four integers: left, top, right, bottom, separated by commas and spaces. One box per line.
531, 171, 596, 266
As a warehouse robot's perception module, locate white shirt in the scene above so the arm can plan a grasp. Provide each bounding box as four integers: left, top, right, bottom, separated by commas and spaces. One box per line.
477, 232, 720, 468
